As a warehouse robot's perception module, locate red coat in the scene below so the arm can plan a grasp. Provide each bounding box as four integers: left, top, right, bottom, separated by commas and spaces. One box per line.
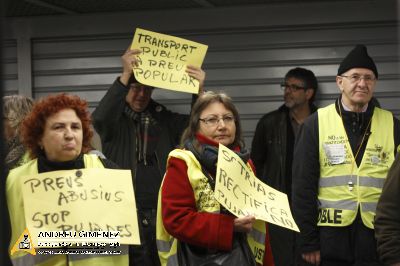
161, 134, 275, 266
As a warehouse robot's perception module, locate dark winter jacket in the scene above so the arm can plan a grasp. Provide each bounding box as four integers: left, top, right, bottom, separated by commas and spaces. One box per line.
250, 104, 317, 266
251, 104, 317, 194
375, 153, 400, 265
92, 78, 190, 187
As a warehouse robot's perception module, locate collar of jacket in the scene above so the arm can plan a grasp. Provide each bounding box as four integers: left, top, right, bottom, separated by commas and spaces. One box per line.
278, 103, 318, 114
334, 96, 376, 115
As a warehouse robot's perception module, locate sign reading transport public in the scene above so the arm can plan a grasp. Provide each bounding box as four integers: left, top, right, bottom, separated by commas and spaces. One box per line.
131, 28, 208, 94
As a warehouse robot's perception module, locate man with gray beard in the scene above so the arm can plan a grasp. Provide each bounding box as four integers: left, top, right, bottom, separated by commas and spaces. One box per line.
251, 67, 318, 266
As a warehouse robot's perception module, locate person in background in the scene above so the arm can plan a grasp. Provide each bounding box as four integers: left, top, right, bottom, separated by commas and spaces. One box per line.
3, 95, 34, 170
2, 95, 34, 266
92, 47, 205, 266
6, 93, 128, 266
375, 153, 400, 266
292, 44, 400, 265
156, 91, 274, 266
251, 67, 318, 266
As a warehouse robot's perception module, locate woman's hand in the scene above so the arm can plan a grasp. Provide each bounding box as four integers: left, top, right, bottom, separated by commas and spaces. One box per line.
186, 65, 205, 93
120, 47, 141, 86
233, 215, 255, 233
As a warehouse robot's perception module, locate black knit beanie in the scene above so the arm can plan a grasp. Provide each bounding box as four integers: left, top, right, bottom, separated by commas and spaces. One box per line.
337, 45, 378, 78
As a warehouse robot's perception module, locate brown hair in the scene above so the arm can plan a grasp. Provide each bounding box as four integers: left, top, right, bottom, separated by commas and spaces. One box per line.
3, 95, 34, 136
180, 91, 244, 148
21, 93, 93, 159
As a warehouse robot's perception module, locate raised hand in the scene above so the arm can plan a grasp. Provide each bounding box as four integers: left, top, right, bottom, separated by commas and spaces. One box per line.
186, 65, 206, 93
120, 47, 142, 86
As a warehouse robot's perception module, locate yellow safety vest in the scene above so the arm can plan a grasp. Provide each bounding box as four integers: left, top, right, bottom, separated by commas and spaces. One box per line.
156, 149, 266, 266
6, 154, 129, 266
14, 152, 31, 169
318, 104, 394, 229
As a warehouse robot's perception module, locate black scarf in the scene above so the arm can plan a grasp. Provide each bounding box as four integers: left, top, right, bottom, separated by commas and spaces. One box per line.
37, 153, 85, 173
184, 138, 250, 189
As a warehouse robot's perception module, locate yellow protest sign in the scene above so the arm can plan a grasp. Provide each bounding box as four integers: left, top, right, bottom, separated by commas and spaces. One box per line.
131, 28, 208, 94
21, 168, 140, 247
215, 144, 300, 232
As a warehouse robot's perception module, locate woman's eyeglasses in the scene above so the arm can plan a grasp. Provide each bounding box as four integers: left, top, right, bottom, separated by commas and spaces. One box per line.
199, 115, 235, 127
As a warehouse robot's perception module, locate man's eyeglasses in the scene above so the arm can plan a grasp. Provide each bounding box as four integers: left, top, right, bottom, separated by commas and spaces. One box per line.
280, 83, 306, 92
199, 115, 235, 127
340, 74, 376, 84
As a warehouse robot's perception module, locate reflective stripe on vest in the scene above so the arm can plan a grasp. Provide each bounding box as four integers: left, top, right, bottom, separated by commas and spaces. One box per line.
361, 202, 378, 212
318, 104, 394, 229
249, 226, 265, 244
319, 198, 357, 210
156, 239, 174, 253
7, 154, 129, 266
166, 254, 178, 266
319, 175, 386, 188
156, 149, 266, 266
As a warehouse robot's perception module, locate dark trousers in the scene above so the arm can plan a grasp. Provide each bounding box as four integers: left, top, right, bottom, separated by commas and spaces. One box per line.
320, 213, 383, 266
129, 209, 161, 266
269, 224, 313, 266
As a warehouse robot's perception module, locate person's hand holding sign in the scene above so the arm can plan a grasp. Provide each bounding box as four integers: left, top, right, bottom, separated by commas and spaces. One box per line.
233, 215, 256, 233
186, 65, 206, 93
130, 28, 208, 94
120, 47, 141, 86
120, 46, 205, 94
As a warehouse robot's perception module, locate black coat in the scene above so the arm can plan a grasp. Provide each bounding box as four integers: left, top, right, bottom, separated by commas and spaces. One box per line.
375, 153, 400, 265
251, 104, 317, 192
92, 78, 190, 187
250, 104, 317, 266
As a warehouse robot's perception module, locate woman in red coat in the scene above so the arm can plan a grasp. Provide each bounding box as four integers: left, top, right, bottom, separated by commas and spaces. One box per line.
156, 91, 274, 266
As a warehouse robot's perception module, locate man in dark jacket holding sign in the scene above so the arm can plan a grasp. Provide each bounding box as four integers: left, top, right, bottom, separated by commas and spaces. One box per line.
92, 47, 205, 266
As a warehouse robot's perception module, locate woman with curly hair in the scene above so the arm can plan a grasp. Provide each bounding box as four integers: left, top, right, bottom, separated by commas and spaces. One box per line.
6, 93, 128, 266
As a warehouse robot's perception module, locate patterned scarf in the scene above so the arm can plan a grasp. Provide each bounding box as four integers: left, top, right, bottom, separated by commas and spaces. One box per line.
124, 105, 159, 165
5, 136, 26, 169
184, 138, 250, 189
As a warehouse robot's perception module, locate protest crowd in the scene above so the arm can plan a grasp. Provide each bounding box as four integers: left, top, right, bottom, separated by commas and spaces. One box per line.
1, 28, 400, 266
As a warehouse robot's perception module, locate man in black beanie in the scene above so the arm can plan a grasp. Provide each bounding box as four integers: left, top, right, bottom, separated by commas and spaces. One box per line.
292, 44, 400, 265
